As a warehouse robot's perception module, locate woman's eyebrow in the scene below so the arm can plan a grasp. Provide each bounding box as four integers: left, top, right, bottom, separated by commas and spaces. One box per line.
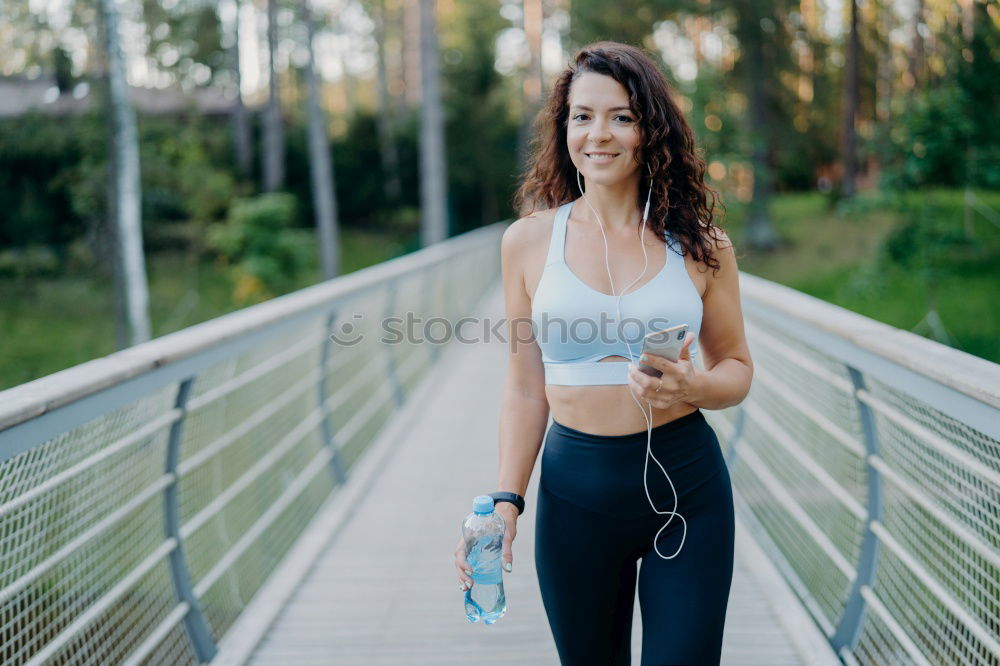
570, 105, 632, 112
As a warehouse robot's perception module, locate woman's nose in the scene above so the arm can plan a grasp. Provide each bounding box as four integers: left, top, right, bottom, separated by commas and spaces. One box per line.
589, 122, 612, 143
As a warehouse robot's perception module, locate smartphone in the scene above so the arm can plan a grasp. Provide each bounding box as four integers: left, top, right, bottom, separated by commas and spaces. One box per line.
636, 324, 689, 377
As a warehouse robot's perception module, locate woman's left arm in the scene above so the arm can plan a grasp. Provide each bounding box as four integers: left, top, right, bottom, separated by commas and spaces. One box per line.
685, 232, 753, 409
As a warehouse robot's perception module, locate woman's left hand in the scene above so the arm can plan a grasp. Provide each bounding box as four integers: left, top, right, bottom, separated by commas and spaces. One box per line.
627, 333, 697, 409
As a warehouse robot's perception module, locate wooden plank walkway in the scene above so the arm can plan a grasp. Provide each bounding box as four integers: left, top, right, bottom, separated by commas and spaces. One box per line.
222, 283, 838, 666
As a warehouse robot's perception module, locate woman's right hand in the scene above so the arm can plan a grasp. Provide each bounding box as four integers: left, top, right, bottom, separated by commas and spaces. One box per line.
454, 502, 520, 591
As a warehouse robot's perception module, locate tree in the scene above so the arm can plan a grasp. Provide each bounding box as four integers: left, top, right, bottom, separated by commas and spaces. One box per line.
98, 0, 152, 346
517, 0, 545, 167
372, 0, 402, 202
229, 0, 253, 177
735, 0, 780, 249
263, 0, 285, 192
439, 0, 518, 230
419, 0, 448, 245
303, 1, 341, 279
840, 0, 859, 197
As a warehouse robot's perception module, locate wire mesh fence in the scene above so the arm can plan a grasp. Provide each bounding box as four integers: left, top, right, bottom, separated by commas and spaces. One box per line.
703, 273, 1000, 666
0, 224, 504, 665
2, 225, 997, 666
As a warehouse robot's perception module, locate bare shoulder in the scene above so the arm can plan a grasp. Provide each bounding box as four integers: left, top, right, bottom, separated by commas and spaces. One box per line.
502, 207, 558, 259
699, 225, 737, 273
504, 207, 558, 244
705, 224, 735, 254
693, 225, 737, 295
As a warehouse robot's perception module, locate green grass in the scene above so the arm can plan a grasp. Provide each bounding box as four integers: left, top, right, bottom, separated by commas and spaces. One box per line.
0, 228, 414, 391
722, 189, 1000, 363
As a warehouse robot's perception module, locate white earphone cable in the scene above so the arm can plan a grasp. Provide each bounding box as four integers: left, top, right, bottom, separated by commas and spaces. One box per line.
575, 168, 687, 560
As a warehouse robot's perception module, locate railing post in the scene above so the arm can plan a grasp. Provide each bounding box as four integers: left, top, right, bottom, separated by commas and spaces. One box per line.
724, 407, 747, 468
831, 367, 883, 656
382, 278, 406, 406
163, 377, 218, 662
319, 310, 349, 485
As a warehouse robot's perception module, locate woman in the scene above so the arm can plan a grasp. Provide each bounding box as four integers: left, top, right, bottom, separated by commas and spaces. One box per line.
453, 42, 752, 666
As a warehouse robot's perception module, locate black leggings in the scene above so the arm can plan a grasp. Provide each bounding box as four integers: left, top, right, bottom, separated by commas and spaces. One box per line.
534, 409, 735, 666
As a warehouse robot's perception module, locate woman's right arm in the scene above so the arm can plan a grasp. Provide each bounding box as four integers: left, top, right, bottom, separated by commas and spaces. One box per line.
454, 218, 549, 591
495, 217, 550, 502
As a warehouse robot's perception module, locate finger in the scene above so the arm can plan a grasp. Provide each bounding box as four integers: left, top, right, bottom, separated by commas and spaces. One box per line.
628, 364, 653, 394
455, 542, 473, 590
502, 537, 514, 573
456, 562, 473, 590
637, 352, 665, 374
626, 367, 643, 397
678, 332, 694, 361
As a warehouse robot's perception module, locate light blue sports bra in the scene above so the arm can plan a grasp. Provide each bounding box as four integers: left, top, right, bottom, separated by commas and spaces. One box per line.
530, 200, 703, 385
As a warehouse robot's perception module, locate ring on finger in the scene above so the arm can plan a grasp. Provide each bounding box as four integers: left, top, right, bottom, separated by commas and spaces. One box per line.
655, 378, 663, 393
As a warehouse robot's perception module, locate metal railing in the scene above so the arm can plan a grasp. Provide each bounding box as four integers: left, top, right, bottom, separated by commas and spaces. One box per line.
702, 273, 1000, 666
3, 220, 998, 666
0, 224, 504, 665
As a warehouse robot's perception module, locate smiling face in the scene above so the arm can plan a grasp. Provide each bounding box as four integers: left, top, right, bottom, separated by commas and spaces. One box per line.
566, 71, 643, 190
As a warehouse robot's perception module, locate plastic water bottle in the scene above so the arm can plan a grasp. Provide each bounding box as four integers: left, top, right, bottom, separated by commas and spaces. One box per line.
462, 495, 507, 624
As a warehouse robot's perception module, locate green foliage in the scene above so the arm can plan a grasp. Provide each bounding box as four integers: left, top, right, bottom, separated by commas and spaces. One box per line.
290, 110, 415, 228
140, 0, 225, 86
0, 110, 239, 265
207, 193, 313, 303
441, 0, 520, 233
0, 245, 60, 278
0, 229, 412, 389
880, 4, 1000, 190
0, 111, 88, 249
734, 190, 1000, 362
880, 83, 975, 190
138, 114, 238, 253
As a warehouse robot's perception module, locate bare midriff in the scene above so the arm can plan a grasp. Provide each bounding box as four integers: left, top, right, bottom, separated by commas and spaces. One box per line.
525, 208, 707, 436
544, 366, 699, 436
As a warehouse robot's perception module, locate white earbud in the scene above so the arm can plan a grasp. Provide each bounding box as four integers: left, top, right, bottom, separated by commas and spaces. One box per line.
575, 167, 687, 561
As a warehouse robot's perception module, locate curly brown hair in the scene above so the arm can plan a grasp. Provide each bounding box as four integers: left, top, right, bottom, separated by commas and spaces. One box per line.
514, 41, 726, 272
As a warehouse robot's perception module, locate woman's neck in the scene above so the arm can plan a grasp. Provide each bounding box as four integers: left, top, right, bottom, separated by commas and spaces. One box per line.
575, 177, 644, 234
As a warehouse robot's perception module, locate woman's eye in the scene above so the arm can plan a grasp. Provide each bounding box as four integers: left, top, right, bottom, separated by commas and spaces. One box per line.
570, 113, 631, 122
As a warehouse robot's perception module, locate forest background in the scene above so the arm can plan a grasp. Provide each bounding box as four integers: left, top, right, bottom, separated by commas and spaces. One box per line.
0, 0, 997, 390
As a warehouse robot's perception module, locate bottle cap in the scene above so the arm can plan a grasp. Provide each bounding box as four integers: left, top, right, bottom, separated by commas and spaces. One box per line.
473, 495, 494, 514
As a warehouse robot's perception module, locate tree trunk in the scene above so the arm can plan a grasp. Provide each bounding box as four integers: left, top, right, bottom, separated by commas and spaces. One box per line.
402, 0, 422, 110
875, 0, 892, 125
231, 0, 252, 177
419, 0, 447, 246
517, 0, 544, 168
840, 0, 859, 198
303, 1, 341, 279
909, 0, 925, 88
263, 0, 285, 192
373, 0, 401, 202
742, 0, 780, 249
98, 0, 152, 346
338, 43, 357, 118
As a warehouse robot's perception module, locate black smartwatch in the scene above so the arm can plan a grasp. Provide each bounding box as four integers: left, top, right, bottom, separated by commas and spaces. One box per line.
489, 491, 525, 516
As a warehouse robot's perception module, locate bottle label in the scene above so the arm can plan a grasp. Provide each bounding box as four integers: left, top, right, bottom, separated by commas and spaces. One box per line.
471, 567, 502, 585
467, 534, 503, 585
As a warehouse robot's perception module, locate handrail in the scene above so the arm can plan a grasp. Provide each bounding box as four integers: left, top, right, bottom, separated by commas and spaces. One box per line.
2, 223, 995, 665
0, 224, 501, 443
703, 272, 1000, 666
0, 223, 504, 665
